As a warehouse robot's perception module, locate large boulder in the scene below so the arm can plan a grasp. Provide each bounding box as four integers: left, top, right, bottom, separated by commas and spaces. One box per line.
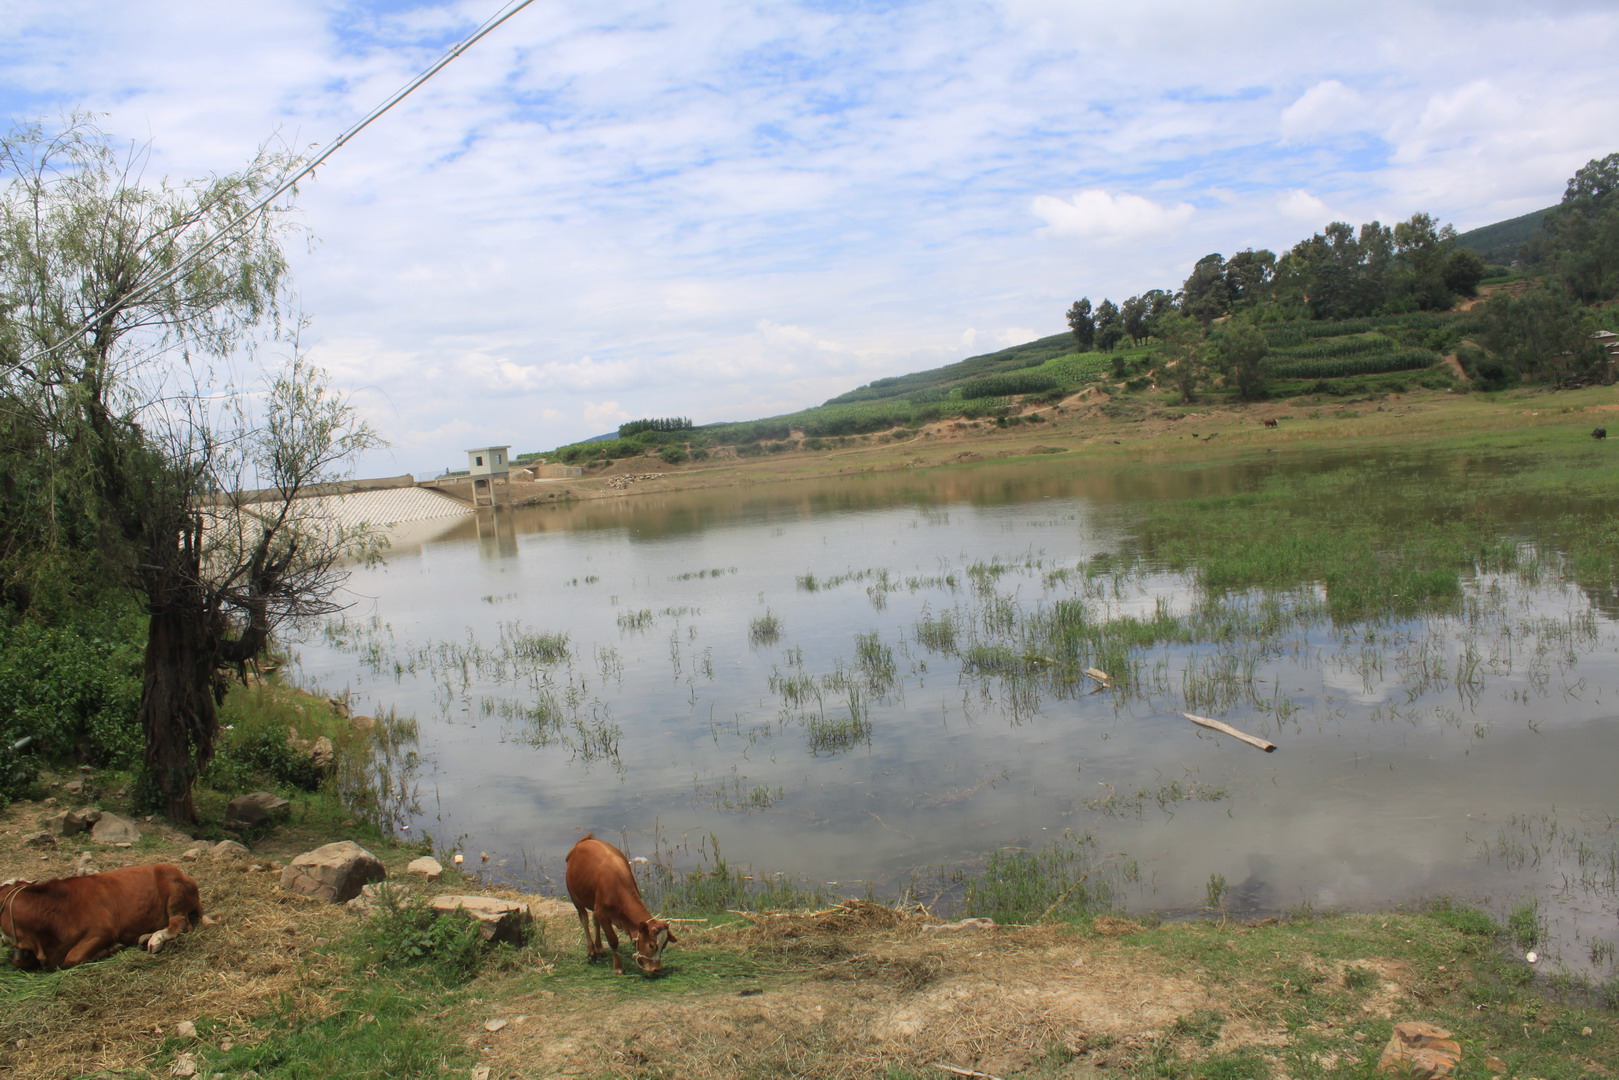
227, 791, 291, 827
308, 736, 336, 777
429, 895, 533, 946
280, 840, 386, 903
44, 806, 101, 836
89, 811, 141, 845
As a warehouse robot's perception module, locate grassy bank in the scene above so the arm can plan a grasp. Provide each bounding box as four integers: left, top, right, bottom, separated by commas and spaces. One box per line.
524, 383, 1619, 506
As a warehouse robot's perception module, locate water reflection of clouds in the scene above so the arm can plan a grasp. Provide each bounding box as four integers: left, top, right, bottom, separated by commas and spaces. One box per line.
1317, 659, 1394, 706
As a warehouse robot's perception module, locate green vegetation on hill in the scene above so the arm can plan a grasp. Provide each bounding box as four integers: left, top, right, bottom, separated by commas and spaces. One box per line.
825, 333, 1078, 406
531, 152, 1619, 468
1455, 206, 1551, 265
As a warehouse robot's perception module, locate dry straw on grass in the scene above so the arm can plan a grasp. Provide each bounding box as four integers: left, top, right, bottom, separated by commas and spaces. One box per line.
0, 799, 372, 1079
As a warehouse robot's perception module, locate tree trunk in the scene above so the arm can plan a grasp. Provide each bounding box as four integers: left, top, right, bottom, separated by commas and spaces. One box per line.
139, 602, 221, 824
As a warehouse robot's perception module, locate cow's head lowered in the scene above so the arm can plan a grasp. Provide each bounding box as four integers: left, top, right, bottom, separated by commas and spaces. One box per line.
630, 917, 678, 974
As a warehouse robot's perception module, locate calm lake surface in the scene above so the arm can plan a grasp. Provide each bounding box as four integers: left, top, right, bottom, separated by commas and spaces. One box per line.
291, 451, 1619, 973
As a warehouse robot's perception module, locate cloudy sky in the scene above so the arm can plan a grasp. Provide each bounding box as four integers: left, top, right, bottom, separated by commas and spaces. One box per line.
3, 1, 1616, 477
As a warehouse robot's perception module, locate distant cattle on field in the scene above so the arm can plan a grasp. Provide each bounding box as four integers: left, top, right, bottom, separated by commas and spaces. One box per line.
1593, 427, 1607, 440
0, 864, 203, 970
1264, 418, 1279, 428
565, 834, 677, 975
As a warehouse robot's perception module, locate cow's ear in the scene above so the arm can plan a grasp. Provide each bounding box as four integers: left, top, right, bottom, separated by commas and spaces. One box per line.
665, 927, 678, 944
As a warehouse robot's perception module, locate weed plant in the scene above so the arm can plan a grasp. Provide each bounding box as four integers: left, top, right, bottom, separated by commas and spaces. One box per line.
957, 831, 1119, 924
749, 610, 783, 646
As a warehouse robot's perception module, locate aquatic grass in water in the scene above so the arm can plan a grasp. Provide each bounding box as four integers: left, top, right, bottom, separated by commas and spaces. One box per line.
854, 631, 896, 691
749, 610, 782, 647
912, 611, 959, 653
616, 608, 654, 632
805, 686, 871, 754
638, 837, 829, 915
957, 832, 1119, 923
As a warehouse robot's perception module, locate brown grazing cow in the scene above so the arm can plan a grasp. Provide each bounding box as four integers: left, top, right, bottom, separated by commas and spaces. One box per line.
564, 834, 676, 975
1264, 418, 1279, 428
0, 864, 204, 970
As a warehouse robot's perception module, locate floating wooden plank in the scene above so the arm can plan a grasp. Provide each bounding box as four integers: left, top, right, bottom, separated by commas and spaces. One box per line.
1084, 667, 1113, 688
1181, 712, 1276, 752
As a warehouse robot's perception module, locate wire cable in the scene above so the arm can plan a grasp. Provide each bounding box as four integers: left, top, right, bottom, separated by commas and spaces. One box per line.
7, 0, 538, 376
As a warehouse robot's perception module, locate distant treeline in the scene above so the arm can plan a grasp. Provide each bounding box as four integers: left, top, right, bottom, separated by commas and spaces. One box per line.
530, 151, 1619, 463
618, 417, 694, 437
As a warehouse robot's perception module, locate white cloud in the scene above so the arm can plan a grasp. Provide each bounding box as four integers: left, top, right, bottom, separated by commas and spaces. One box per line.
581, 400, 632, 432
1278, 189, 1332, 223
1031, 190, 1197, 241
1280, 80, 1370, 141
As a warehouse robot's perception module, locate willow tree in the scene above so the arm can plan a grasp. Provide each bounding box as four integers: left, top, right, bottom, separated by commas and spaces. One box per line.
0, 116, 383, 822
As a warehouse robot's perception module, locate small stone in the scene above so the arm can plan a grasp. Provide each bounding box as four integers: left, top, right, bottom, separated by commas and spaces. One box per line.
1582, 1026, 1594, 1037
1378, 1021, 1461, 1078
170, 1051, 198, 1077
211, 840, 251, 860
484, 1019, 508, 1032
176, 1021, 197, 1039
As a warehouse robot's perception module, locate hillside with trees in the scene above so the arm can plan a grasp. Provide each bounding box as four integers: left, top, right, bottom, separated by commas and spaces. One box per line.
531, 152, 1619, 468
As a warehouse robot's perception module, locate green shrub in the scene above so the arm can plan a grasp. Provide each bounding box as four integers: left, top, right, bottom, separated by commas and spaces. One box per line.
658, 445, 689, 465
207, 725, 322, 792
352, 886, 493, 985
0, 619, 144, 801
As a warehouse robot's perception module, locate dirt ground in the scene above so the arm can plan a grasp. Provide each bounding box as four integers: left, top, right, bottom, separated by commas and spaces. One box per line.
0, 793, 1215, 1079
478, 906, 1249, 1078
499, 385, 1499, 511
5, 782, 1582, 1080
0, 785, 1304, 1080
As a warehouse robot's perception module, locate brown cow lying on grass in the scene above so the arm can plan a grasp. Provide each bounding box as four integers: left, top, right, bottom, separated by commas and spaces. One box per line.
0, 864, 204, 970
565, 834, 677, 975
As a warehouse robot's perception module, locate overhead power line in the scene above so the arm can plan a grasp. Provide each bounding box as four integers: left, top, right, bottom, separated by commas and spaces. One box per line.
10, 0, 538, 376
